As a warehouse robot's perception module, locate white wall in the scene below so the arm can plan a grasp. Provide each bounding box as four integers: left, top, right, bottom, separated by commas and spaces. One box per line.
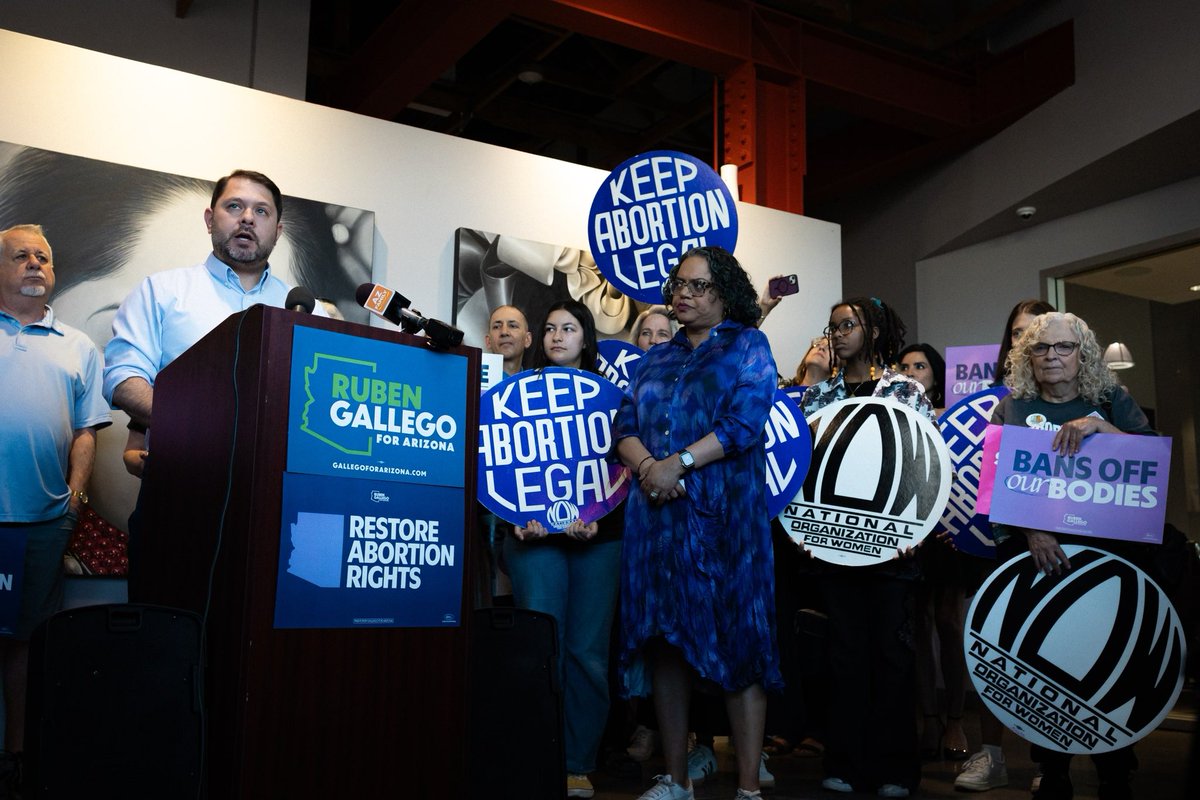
840, 0, 1200, 350
0, 29, 841, 525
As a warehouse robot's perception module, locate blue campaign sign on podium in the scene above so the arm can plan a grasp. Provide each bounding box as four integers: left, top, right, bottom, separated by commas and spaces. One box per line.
286, 325, 468, 487
588, 151, 738, 304
478, 367, 630, 530
274, 472, 465, 628
0, 529, 27, 636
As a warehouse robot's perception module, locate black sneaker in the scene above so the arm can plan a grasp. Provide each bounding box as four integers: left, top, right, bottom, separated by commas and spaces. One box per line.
1031, 771, 1072, 800
0, 751, 22, 800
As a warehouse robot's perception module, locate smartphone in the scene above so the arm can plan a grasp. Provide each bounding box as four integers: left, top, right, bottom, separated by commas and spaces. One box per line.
769, 274, 799, 298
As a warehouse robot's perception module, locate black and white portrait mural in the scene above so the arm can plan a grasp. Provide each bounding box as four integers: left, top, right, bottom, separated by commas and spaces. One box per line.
452, 228, 649, 350
0, 141, 375, 348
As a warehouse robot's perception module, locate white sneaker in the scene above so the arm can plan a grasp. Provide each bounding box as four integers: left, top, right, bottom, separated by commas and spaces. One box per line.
954, 750, 1009, 791
627, 725, 661, 762
821, 777, 854, 793
687, 744, 717, 784
758, 751, 775, 789
637, 774, 695, 800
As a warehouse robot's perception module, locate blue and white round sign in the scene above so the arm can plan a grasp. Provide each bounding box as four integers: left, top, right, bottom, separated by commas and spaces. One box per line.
596, 339, 644, 393
477, 367, 630, 531
765, 389, 812, 519
588, 151, 739, 303
937, 386, 1009, 557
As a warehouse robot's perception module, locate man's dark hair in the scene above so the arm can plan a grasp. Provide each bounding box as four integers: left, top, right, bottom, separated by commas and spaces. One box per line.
210, 169, 284, 219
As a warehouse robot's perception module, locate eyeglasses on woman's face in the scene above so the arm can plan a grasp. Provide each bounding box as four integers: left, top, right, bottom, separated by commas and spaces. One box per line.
663, 277, 715, 297
822, 318, 859, 338
1029, 340, 1080, 357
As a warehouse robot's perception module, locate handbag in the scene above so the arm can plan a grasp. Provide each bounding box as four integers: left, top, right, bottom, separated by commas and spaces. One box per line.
64, 504, 130, 577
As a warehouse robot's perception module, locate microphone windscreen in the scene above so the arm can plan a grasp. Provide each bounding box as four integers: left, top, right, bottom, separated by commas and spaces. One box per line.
285, 286, 316, 314
354, 283, 375, 307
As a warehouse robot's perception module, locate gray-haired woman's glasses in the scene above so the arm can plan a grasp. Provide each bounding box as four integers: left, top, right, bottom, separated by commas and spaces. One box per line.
1029, 341, 1080, 357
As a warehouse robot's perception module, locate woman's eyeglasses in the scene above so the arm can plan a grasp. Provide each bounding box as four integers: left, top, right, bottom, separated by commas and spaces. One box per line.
1029, 341, 1080, 357
822, 319, 858, 338
663, 278, 715, 296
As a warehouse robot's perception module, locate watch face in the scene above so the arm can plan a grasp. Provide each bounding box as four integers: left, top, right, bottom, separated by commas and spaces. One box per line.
679, 450, 695, 469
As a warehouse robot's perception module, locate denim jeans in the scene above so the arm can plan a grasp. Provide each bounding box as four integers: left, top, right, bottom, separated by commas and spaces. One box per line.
504, 535, 622, 774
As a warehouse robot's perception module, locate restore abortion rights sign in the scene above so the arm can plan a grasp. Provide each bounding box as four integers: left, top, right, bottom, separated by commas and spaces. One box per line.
988, 426, 1171, 543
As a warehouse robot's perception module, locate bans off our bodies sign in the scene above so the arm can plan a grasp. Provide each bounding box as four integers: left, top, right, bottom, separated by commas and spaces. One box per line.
989, 426, 1171, 544
967, 545, 1186, 753
780, 397, 951, 566
477, 367, 630, 531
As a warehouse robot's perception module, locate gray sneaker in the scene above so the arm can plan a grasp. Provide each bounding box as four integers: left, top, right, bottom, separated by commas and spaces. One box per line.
687, 744, 717, 784
638, 774, 695, 800
954, 750, 1009, 792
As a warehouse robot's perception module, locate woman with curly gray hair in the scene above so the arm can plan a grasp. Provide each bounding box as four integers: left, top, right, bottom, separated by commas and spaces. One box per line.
990, 310, 1154, 800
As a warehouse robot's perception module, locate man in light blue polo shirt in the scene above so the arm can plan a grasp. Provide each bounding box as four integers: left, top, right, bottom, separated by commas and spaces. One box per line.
103, 169, 324, 427
0, 224, 111, 781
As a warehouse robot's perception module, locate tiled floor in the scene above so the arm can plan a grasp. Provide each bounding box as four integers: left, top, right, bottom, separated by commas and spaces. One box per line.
586, 701, 1194, 800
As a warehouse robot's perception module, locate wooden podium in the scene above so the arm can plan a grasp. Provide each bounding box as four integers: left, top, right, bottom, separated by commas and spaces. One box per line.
139, 305, 480, 798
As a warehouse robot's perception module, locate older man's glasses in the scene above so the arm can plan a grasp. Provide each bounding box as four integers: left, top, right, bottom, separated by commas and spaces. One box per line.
822, 319, 858, 338
664, 277, 715, 296
1030, 341, 1080, 357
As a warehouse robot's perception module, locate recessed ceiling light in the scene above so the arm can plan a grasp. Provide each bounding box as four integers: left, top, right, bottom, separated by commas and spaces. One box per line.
1190, 284, 1200, 292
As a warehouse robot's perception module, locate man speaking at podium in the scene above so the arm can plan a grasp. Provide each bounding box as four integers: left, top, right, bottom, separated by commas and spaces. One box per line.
102, 170, 323, 579
103, 169, 325, 428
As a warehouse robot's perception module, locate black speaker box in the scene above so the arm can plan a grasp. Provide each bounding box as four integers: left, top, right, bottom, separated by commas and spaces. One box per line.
469, 607, 563, 800
24, 604, 202, 799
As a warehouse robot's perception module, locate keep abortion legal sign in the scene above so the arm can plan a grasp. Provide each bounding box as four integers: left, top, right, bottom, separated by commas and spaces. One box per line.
779, 397, 951, 566
967, 545, 1186, 754
596, 339, 644, 393
937, 387, 1009, 557
477, 367, 630, 530
589, 151, 738, 303
988, 426, 1171, 544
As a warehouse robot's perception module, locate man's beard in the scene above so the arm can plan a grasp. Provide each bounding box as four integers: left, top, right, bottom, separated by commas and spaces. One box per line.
215, 232, 273, 266
19, 284, 46, 297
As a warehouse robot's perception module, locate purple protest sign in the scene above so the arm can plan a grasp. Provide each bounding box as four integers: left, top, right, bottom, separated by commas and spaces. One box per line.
937, 387, 1009, 557
945, 344, 1000, 408
989, 426, 1171, 543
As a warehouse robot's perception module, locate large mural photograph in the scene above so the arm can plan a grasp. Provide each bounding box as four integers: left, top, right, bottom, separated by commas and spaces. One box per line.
0, 141, 376, 348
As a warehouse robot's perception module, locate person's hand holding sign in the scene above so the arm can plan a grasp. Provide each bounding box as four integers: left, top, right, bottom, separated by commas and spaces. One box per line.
1051, 415, 1117, 456
1026, 529, 1071, 574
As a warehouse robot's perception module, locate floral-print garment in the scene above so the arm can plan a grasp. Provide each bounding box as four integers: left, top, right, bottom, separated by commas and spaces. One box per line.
800, 366, 934, 422
613, 319, 783, 694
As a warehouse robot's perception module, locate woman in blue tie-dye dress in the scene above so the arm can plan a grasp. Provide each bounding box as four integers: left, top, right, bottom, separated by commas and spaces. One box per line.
614, 246, 782, 800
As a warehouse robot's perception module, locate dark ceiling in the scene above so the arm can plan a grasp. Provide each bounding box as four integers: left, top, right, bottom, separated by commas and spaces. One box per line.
305, 0, 1069, 218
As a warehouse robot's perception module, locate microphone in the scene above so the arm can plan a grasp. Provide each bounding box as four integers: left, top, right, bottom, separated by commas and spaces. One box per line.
356, 282, 464, 348
356, 282, 409, 326
285, 286, 316, 314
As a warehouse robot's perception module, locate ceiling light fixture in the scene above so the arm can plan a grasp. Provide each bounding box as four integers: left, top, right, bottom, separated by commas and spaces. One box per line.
517, 66, 545, 84
1103, 342, 1135, 370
